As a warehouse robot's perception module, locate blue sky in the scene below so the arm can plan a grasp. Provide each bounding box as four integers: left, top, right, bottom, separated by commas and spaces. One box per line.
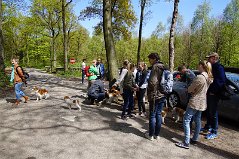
72, 0, 231, 38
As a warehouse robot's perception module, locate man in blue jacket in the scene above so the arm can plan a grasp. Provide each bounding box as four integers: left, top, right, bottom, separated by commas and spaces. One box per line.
96, 58, 105, 80
201, 52, 226, 140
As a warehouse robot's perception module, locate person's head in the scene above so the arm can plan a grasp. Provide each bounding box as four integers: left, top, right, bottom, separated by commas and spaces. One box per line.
92, 59, 97, 66
83, 59, 86, 62
128, 63, 135, 72
11, 58, 19, 65
198, 60, 213, 78
97, 58, 101, 65
148, 52, 160, 65
178, 65, 187, 74
206, 52, 219, 64
123, 60, 129, 68
138, 62, 147, 71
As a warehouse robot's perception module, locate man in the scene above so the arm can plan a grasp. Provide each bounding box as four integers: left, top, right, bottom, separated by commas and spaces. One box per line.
178, 65, 196, 86
81, 59, 86, 84
96, 58, 105, 80
201, 52, 226, 140
145, 52, 165, 140
12, 58, 29, 105
87, 60, 99, 89
88, 79, 105, 105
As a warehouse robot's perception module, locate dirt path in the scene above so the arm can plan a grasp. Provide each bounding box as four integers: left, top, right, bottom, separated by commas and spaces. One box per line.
0, 68, 238, 159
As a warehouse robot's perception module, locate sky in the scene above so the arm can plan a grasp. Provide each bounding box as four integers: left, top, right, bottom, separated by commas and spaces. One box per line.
72, 0, 231, 38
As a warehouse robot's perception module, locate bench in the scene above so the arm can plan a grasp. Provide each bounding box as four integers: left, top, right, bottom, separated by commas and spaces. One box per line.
55, 67, 64, 73
45, 66, 51, 72
69, 67, 81, 71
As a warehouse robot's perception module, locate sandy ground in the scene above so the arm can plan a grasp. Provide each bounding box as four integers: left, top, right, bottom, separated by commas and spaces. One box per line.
0, 68, 238, 159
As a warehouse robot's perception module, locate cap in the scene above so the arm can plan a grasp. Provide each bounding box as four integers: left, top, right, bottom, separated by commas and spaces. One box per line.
205, 52, 219, 58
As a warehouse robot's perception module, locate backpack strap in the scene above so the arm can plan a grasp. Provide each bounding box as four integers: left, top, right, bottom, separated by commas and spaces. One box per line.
16, 66, 24, 78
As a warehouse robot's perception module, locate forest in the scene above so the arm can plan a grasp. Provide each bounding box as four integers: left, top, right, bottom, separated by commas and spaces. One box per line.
0, 0, 239, 80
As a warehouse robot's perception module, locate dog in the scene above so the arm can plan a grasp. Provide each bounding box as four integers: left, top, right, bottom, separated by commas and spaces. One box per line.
161, 107, 170, 124
172, 107, 185, 123
63, 96, 81, 111
103, 86, 121, 105
32, 86, 49, 101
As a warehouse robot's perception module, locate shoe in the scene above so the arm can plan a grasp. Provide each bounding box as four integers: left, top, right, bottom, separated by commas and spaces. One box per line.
121, 115, 127, 120
145, 133, 153, 141
154, 135, 160, 140
175, 142, 189, 149
200, 127, 212, 133
190, 139, 198, 145
205, 133, 218, 140
13, 100, 20, 106
127, 114, 135, 118
23, 96, 29, 103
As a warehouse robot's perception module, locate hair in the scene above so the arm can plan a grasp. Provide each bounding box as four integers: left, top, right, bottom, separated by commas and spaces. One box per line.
139, 61, 147, 70
148, 52, 160, 61
128, 63, 135, 71
12, 57, 19, 63
177, 65, 186, 72
199, 60, 213, 79
123, 60, 129, 67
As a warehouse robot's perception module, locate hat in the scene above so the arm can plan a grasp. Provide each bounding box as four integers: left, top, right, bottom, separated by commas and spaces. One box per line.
206, 52, 219, 58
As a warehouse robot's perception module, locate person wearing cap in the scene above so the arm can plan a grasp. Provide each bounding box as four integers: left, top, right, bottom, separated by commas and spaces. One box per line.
96, 58, 105, 80
145, 52, 165, 141
201, 52, 226, 140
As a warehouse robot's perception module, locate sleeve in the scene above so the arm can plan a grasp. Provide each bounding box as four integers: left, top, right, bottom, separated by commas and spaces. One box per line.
117, 69, 128, 83
138, 70, 147, 87
147, 65, 161, 101
209, 65, 226, 94
188, 76, 202, 94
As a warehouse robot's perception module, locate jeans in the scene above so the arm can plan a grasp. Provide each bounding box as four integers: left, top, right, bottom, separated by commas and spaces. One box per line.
15, 82, 26, 100
82, 70, 85, 83
183, 107, 202, 144
136, 88, 146, 113
149, 97, 166, 137
122, 89, 134, 117
204, 94, 219, 134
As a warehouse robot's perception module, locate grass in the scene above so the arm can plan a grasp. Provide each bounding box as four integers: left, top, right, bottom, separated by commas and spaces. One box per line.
56, 70, 82, 78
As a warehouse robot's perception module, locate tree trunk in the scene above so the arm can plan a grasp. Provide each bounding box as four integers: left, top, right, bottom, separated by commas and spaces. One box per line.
103, 0, 118, 83
169, 0, 179, 72
0, 0, 4, 72
137, 0, 146, 66
62, 0, 68, 71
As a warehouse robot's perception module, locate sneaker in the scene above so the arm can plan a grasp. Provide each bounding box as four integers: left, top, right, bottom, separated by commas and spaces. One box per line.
200, 127, 212, 133
205, 133, 218, 140
127, 114, 135, 118
175, 142, 189, 149
154, 135, 160, 140
190, 139, 198, 145
145, 133, 153, 141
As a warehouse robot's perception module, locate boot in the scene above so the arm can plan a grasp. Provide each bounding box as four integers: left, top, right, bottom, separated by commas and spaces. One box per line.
23, 96, 29, 103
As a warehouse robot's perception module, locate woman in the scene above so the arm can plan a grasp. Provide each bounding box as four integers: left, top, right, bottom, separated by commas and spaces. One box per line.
115, 60, 129, 94
121, 63, 138, 120
135, 62, 148, 116
176, 61, 213, 149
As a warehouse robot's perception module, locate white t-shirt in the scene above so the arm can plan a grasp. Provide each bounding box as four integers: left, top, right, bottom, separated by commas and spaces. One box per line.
82, 62, 86, 70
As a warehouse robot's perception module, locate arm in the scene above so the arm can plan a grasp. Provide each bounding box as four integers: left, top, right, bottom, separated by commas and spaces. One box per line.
209, 65, 226, 94
138, 70, 147, 87
117, 69, 128, 83
188, 76, 202, 94
147, 65, 161, 101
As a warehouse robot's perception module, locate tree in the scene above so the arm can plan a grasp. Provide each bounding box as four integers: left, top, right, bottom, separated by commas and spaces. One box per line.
0, 0, 4, 72
168, 0, 179, 72
151, 21, 166, 38
103, 0, 118, 82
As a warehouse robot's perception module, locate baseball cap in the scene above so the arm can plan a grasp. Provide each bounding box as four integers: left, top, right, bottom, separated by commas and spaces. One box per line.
205, 52, 219, 58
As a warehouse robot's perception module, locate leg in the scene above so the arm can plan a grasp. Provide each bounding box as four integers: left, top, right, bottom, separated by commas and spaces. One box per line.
136, 91, 141, 113
127, 90, 134, 116
122, 89, 130, 118
154, 97, 165, 136
140, 88, 147, 113
82, 70, 85, 84
183, 107, 195, 144
149, 101, 156, 137
192, 111, 202, 141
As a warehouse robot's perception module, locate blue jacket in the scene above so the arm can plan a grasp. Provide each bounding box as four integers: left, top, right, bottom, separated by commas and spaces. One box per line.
208, 61, 226, 94
97, 63, 105, 77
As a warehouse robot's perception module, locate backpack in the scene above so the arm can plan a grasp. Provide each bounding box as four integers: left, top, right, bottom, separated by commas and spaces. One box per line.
84, 66, 91, 77
160, 69, 173, 94
16, 66, 29, 81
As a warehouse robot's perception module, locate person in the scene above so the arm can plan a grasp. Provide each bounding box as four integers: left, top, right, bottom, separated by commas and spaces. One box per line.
145, 52, 165, 140
121, 63, 138, 120
81, 59, 86, 84
87, 79, 105, 105
12, 58, 29, 106
115, 60, 129, 95
175, 61, 213, 149
87, 60, 99, 89
201, 52, 226, 140
135, 62, 148, 117
96, 58, 105, 80
178, 65, 196, 86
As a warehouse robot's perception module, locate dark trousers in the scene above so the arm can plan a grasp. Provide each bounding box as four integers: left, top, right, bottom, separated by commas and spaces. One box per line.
82, 70, 85, 83
136, 88, 146, 113
122, 89, 134, 117
204, 94, 219, 134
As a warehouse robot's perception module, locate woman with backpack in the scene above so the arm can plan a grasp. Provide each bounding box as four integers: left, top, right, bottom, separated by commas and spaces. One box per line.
121, 63, 138, 120
175, 61, 213, 149
135, 62, 148, 117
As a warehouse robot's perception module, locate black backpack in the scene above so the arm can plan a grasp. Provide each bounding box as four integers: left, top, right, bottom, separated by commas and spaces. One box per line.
16, 66, 30, 81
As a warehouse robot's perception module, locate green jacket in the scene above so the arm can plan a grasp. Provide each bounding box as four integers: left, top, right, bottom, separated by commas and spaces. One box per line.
88, 65, 98, 81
